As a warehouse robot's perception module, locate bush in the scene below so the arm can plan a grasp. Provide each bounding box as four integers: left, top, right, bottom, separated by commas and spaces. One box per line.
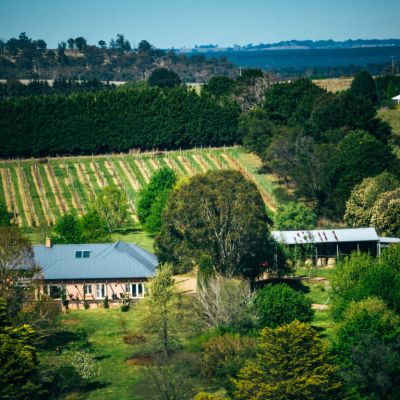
334, 298, 400, 399
103, 296, 109, 309
331, 246, 400, 319
334, 297, 400, 365
83, 300, 89, 310
274, 202, 317, 230
123, 332, 147, 345
202, 333, 257, 393
254, 283, 314, 328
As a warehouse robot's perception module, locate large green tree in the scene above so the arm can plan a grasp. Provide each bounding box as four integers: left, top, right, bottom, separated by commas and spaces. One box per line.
232, 321, 342, 400
329, 130, 396, 216
155, 170, 276, 279
274, 202, 317, 230
331, 245, 400, 319
95, 186, 129, 233
344, 172, 399, 228
148, 68, 181, 88
264, 78, 325, 125
370, 188, 400, 237
0, 298, 42, 399
350, 70, 378, 105
334, 297, 400, 399
137, 167, 177, 234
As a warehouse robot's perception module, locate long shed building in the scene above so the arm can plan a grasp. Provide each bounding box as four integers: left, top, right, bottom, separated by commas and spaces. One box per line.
272, 227, 399, 260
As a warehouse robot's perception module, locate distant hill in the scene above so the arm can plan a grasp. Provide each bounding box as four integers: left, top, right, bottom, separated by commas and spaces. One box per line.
179, 39, 400, 53
0, 33, 237, 82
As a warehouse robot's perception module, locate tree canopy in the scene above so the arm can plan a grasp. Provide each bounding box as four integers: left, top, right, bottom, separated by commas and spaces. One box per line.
148, 68, 181, 88
350, 70, 378, 105
344, 172, 399, 228
254, 283, 314, 328
233, 321, 342, 400
137, 167, 177, 234
155, 170, 276, 279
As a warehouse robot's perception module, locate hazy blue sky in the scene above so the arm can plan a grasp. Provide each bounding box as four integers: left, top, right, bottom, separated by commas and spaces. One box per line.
1, 0, 399, 49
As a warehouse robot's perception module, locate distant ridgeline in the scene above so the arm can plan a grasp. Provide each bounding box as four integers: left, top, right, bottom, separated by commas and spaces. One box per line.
0, 32, 236, 82
183, 39, 400, 78
0, 87, 240, 158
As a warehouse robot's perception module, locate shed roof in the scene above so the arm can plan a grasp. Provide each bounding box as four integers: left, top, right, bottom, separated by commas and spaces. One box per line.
271, 228, 379, 245
392, 94, 400, 100
34, 241, 157, 280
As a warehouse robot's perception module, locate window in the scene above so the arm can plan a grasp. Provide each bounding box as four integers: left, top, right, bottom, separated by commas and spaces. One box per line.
84, 284, 92, 295
126, 283, 145, 298
96, 283, 106, 299
76, 250, 90, 258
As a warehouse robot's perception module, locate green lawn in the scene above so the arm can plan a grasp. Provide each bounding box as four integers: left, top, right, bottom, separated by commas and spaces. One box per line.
41, 309, 143, 400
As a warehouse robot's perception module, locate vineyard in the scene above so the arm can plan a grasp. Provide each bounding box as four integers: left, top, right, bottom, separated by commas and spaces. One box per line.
0, 147, 280, 228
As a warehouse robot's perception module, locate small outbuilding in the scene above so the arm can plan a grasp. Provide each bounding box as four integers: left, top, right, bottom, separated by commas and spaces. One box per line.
272, 227, 399, 265
392, 94, 400, 108
34, 240, 157, 308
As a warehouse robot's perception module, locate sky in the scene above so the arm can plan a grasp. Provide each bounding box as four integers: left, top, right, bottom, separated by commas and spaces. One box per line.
1, 0, 399, 49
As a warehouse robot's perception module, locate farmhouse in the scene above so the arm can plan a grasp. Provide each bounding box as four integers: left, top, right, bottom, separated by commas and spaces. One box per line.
272, 227, 400, 265
34, 239, 157, 308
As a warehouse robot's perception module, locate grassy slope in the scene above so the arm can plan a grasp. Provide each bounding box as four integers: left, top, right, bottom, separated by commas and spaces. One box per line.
0, 148, 285, 229
378, 109, 400, 136
41, 309, 143, 400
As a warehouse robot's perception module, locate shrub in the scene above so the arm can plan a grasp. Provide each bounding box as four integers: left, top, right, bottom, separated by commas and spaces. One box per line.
103, 296, 109, 309
334, 298, 400, 399
254, 283, 313, 328
331, 246, 400, 318
201, 333, 257, 392
196, 277, 257, 334
83, 300, 89, 310
123, 332, 147, 345
334, 297, 400, 365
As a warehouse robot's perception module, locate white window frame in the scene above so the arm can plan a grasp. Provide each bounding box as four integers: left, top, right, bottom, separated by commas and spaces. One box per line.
96, 283, 106, 299
84, 284, 93, 295
125, 282, 145, 298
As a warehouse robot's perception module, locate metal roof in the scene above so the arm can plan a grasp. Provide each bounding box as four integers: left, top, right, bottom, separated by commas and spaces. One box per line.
272, 228, 379, 245
379, 237, 400, 244
34, 241, 157, 280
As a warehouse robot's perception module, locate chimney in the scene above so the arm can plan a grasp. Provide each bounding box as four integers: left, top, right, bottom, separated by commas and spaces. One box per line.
45, 237, 52, 248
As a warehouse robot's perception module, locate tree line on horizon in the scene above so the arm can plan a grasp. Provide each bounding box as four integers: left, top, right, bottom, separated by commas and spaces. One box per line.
0, 32, 236, 82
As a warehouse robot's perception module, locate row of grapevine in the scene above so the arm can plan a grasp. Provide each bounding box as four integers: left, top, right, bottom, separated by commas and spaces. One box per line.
0, 149, 233, 228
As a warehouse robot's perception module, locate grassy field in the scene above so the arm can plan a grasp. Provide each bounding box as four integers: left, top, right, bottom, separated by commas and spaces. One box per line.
378, 108, 400, 157
41, 309, 144, 400
1, 147, 283, 230
313, 77, 353, 93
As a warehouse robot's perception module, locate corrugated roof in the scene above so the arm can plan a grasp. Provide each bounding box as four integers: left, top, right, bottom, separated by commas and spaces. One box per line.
272, 228, 379, 245
34, 241, 157, 280
379, 237, 400, 244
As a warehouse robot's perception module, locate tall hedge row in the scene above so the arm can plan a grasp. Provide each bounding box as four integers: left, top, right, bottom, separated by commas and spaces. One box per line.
0, 87, 240, 158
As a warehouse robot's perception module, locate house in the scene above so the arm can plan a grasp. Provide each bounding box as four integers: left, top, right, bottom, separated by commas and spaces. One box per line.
34, 239, 157, 308
272, 227, 400, 266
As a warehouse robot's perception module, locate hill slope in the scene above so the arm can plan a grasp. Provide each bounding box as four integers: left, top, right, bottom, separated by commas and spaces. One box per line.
0, 147, 280, 228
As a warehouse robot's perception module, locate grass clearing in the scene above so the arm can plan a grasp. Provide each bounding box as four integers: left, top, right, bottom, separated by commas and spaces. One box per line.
40, 309, 143, 400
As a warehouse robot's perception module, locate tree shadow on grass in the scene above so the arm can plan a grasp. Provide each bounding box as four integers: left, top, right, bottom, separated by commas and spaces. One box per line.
39, 330, 82, 350
256, 278, 310, 294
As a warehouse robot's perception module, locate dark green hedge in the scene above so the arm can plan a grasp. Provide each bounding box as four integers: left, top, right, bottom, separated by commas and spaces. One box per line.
0, 87, 240, 157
